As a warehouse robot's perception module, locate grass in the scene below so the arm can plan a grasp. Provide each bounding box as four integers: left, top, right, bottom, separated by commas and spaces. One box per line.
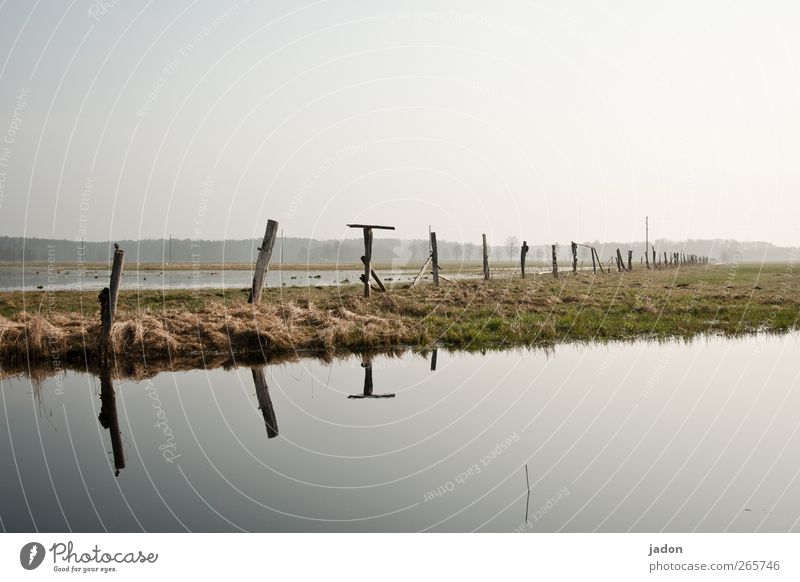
0, 263, 798, 373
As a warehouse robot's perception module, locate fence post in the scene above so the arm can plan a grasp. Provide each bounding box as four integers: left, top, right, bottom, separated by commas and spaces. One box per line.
520, 240, 529, 278
248, 219, 278, 303
551, 244, 558, 279
628, 250, 633, 271
571, 242, 578, 274
430, 231, 439, 287
482, 234, 490, 280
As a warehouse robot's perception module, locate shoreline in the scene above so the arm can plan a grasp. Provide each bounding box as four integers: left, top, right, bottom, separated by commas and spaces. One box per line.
0, 264, 797, 373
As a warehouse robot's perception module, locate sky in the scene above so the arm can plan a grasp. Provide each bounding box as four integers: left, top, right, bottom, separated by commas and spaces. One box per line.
0, 0, 798, 245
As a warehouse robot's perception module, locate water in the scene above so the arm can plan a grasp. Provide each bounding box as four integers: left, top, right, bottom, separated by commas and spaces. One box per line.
2, 333, 800, 532
0, 266, 426, 291
0, 264, 562, 291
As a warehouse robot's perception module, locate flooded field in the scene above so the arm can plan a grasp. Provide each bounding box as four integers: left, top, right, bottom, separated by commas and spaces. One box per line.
0, 265, 507, 291
2, 333, 800, 532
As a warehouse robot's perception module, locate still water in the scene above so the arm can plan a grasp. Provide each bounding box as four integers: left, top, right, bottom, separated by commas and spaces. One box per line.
2, 333, 800, 532
0, 266, 493, 291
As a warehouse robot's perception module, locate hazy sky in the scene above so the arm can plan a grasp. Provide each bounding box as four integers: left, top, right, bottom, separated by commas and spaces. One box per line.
0, 0, 798, 245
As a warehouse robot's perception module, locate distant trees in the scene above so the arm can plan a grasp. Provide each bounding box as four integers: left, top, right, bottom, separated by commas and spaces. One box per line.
505, 236, 519, 261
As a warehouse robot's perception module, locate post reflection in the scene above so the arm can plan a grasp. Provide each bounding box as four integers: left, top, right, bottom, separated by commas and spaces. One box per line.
251, 367, 279, 438
97, 365, 125, 477
348, 355, 395, 399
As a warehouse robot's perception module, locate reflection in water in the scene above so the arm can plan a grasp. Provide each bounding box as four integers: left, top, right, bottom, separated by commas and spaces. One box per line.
347, 355, 395, 399
430, 349, 438, 371
251, 367, 279, 438
6, 335, 800, 533
97, 365, 125, 477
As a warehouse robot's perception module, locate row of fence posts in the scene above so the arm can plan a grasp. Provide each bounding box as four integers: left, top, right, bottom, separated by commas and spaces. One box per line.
95, 224, 713, 353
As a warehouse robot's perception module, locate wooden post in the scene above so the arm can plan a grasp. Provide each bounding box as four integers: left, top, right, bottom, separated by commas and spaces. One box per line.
99, 288, 111, 358
347, 224, 395, 298
592, 247, 605, 274
482, 234, 490, 280
616, 249, 625, 272
652, 246, 656, 269
551, 244, 558, 279
252, 367, 278, 438
591, 247, 597, 274
248, 219, 279, 303
362, 228, 373, 297
409, 254, 432, 288
109, 244, 124, 320
628, 250, 633, 271
520, 240, 529, 278
430, 231, 439, 286
664, 251, 668, 267
98, 364, 125, 476
571, 241, 578, 274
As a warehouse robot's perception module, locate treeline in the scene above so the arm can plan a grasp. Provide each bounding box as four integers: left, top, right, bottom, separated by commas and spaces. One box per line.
0, 236, 795, 264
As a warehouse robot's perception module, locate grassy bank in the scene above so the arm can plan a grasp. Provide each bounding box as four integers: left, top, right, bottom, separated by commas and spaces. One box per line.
1, 264, 798, 372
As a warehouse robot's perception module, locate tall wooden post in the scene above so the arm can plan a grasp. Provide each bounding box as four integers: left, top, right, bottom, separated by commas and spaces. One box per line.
571, 241, 578, 274
616, 249, 624, 272
482, 234, 490, 280
248, 219, 279, 303
430, 231, 439, 287
109, 244, 124, 320
520, 240, 529, 278
551, 244, 558, 279
99, 244, 124, 360
591, 247, 597, 274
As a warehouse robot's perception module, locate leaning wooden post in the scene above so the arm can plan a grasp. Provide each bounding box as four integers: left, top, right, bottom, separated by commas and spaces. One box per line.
248, 219, 279, 303
520, 240, 529, 278
430, 231, 439, 287
590, 246, 597, 274
109, 244, 124, 321
482, 234, 490, 280
616, 249, 624, 272
593, 247, 606, 275
551, 244, 558, 279
571, 241, 578, 274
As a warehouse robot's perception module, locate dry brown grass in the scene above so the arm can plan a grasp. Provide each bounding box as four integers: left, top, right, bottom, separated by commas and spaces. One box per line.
1, 264, 798, 373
